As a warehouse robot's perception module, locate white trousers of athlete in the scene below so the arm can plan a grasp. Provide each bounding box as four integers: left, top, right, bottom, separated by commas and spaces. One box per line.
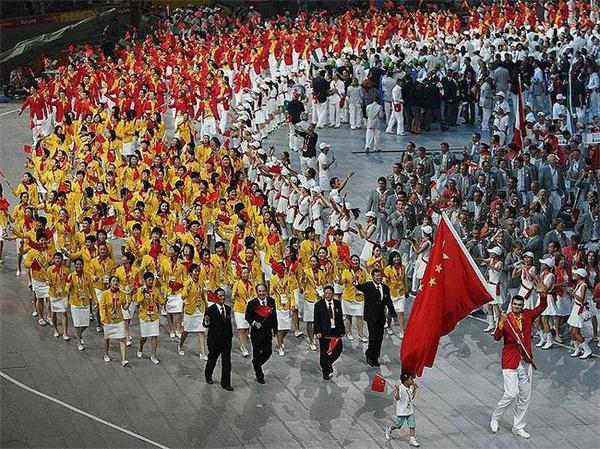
386, 108, 404, 134
328, 98, 341, 127
349, 104, 362, 129
313, 101, 328, 128
365, 127, 380, 150
492, 361, 532, 431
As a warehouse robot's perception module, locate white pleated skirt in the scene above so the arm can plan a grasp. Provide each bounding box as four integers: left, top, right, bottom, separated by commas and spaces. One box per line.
166, 294, 183, 314
139, 318, 160, 337
302, 301, 315, 322
392, 296, 406, 313
183, 311, 205, 333
342, 299, 364, 317
103, 322, 125, 340
32, 278, 50, 298
50, 297, 68, 313
277, 310, 291, 330
234, 312, 250, 329
71, 305, 89, 327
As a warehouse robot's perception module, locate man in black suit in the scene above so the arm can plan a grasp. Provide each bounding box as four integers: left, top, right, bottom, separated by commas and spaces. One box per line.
355, 269, 397, 367
314, 285, 345, 380
245, 284, 278, 384
203, 288, 233, 391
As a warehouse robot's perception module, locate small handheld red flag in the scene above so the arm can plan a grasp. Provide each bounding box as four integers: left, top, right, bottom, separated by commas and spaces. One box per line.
326, 337, 340, 355
370, 373, 386, 393
168, 281, 184, 292
174, 223, 186, 234
23, 144, 32, 154
30, 259, 42, 272
255, 304, 272, 319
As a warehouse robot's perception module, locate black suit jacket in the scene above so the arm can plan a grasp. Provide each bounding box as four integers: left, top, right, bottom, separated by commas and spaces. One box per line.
314, 299, 345, 338
356, 281, 397, 323
203, 303, 233, 349
245, 297, 278, 343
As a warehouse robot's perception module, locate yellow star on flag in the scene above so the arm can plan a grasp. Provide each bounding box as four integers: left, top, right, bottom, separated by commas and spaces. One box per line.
418, 284, 423, 292
428, 277, 436, 286
435, 264, 442, 273
442, 253, 449, 260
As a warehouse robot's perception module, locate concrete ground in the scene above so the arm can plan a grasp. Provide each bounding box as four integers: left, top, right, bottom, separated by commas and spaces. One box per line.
1, 102, 598, 449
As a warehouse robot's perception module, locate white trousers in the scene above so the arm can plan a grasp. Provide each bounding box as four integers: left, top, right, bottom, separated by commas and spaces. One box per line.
548, 191, 562, 219
313, 101, 328, 128
492, 361, 532, 431
365, 127, 380, 150
328, 100, 341, 127
384, 101, 392, 122
386, 109, 404, 134
349, 104, 362, 129
481, 107, 492, 132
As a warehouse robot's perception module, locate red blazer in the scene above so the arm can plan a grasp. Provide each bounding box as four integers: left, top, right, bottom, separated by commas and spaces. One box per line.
493, 294, 547, 369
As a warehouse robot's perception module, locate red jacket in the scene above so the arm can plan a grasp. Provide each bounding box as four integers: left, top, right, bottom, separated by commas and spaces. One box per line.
493, 294, 547, 369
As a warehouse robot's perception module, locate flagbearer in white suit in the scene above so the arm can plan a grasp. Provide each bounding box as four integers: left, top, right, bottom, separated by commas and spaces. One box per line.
365, 96, 383, 152
386, 79, 405, 135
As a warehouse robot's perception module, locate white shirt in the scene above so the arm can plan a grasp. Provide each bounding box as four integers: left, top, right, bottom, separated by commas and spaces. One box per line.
395, 384, 416, 416
326, 299, 336, 328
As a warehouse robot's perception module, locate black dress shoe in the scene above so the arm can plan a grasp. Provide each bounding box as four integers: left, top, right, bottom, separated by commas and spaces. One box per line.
206, 379, 214, 384
372, 360, 381, 367
222, 386, 234, 391
257, 377, 266, 384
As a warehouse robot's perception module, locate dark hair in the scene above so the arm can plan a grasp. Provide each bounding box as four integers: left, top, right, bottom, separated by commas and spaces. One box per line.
143, 272, 155, 281
400, 373, 413, 383
323, 285, 334, 293
512, 295, 525, 303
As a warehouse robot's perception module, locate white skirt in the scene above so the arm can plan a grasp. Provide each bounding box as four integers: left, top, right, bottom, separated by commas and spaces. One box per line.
121, 141, 135, 157
32, 278, 50, 298
71, 305, 89, 327
518, 286, 538, 310
555, 295, 572, 316
277, 310, 292, 330
122, 301, 137, 320
139, 318, 160, 337
234, 311, 250, 329
414, 258, 427, 280
302, 301, 315, 322
567, 304, 585, 329
392, 296, 405, 313
50, 297, 68, 313
342, 299, 364, 317
313, 217, 324, 236
103, 322, 125, 340
183, 311, 205, 333
166, 294, 183, 314
541, 295, 558, 316
334, 282, 343, 295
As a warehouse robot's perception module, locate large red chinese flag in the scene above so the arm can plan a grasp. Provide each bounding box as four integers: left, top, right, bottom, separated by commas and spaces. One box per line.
401, 214, 492, 377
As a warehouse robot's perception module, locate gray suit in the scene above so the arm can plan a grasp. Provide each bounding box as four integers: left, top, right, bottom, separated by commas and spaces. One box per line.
538, 165, 566, 194
574, 212, 600, 243
493, 66, 510, 93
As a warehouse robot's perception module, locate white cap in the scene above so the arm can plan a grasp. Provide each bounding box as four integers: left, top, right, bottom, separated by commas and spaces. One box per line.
523, 251, 534, 258
525, 112, 536, 123
556, 93, 566, 100
539, 257, 555, 267
422, 225, 433, 235
311, 186, 322, 194
365, 211, 376, 218
488, 247, 503, 256
300, 183, 310, 190
537, 111, 546, 117
497, 91, 505, 97
250, 141, 261, 148
319, 142, 330, 150
573, 268, 587, 278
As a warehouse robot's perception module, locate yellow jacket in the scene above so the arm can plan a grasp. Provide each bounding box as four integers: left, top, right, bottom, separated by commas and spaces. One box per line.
99, 288, 128, 324
270, 272, 297, 311
383, 265, 409, 298
67, 270, 96, 306
46, 264, 70, 298
340, 268, 366, 302
231, 279, 256, 313
182, 278, 207, 315
136, 286, 165, 322
302, 266, 325, 303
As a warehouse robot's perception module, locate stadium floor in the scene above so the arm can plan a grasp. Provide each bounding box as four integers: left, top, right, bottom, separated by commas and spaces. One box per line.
0, 102, 598, 449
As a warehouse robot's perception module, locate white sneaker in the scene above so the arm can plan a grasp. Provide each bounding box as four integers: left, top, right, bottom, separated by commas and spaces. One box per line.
16, 269, 21, 277
309, 343, 317, 351
535, 333, 546, 347
32, 310, 38, 317
199, 354, 208, 361
409, 436, 420, 447
241, 347, 249, 357
347, 334, 354, 341
78, 343, 84, 351
169, 331, 176, 339
490, 418, 499, 433
137, 351, 143, 359
359, 336, 368, 343
512, 428, 530, 439
96, 326, 101, 333
384, 322, 388, 328
387, 328, 394, 335
175, 330, 182, 339
279, 348, 285, 356
294, 330, 304, 338
484, 322, 495, 332
570, 344, 582, 357
63, 334, 70, 341
385, 426, 392, 441
150, 356, 160, 364
38, 318, 47, 326
177, 346, 184, 356
103, 355, 110, 363
121, 360, 129, 367
53, 330, 60, 338
126, 339, 131, 347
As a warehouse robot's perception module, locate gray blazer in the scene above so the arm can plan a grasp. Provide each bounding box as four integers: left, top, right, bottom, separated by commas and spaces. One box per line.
574, 212, 600, 243
538, 165, 566, 194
